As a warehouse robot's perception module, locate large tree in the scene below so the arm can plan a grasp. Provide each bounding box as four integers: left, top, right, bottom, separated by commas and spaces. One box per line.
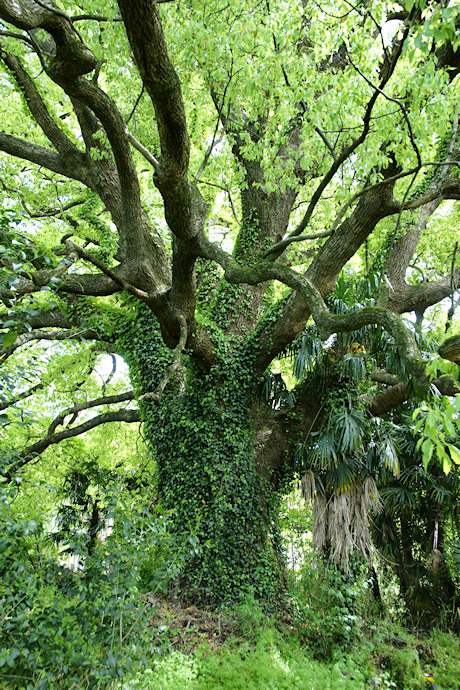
1, 0, 459, 603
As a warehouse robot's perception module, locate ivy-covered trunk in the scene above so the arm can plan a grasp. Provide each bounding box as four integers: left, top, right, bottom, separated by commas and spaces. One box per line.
122, 308, 286, 605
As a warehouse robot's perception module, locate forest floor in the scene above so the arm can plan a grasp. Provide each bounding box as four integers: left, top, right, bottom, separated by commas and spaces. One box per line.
144, 595, 239, 652
129, 594, 460, 690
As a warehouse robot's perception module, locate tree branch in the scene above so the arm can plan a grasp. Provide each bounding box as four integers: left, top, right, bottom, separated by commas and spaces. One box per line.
198, 234, 427, 385
47, 391, 135, 436
0, 328, 102, 364
366, 374, 460, 417
385, 268, 460, 315
117, 0, 189, 183
65, 240, 151, 303
126, 129, 160, 170
262, 230, 333, 259
266, 23, 410, 262
0, 132, 82, 179
0, 381, 46, 412
4, 408, 141, 476
0, 45, 82, 159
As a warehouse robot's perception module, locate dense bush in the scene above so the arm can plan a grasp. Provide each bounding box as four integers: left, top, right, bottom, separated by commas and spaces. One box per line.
286, 560, 363, 660
0, 481, 194, 689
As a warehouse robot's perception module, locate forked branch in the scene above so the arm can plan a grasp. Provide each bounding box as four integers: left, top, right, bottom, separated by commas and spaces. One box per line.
139, 314, 187, 405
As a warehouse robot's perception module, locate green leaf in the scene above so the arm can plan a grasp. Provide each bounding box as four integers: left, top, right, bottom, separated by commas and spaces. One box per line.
421, 439, 434, 469
447, 444, 460, 465
2, 330, 18, 348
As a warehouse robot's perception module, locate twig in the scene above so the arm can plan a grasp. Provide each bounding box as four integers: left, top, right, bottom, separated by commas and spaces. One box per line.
194, 129, 225, 183
126, 87, 145, 125
198, 180, 240, 225
346, 52, 421, 167
313, 125, 338, 162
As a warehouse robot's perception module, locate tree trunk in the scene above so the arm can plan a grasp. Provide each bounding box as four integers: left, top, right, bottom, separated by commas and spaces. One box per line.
121, 307, 288, 605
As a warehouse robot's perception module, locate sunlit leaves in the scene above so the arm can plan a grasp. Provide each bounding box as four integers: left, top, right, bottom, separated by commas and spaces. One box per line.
413, 394, 460, 473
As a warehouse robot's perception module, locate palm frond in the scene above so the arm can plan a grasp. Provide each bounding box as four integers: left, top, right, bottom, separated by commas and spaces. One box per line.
378, 436, 400, 477
329, 406, 366, 455
379, 486, 418, 515
292, 331, 324, 380
337, 353, 367, 384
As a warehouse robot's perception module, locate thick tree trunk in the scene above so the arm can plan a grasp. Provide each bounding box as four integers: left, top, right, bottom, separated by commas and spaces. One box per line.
122, 307, 288, 605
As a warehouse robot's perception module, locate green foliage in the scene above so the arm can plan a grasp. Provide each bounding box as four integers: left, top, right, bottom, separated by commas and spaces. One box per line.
0, 488, 135, 687
372, 417, 460, 629
429, 631, 460, 690
117, 588, 460, 690
413, 392, 460, 474
288, 560, 363, 660
0, 477, 192, 689
122, 630, 366, 690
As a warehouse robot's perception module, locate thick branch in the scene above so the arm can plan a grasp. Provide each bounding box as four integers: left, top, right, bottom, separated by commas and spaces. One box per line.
0, 46, 81, 159
439, 334, 460, 365
366, 374, 459, 417
251, 165, 401, 369
0, 131, 81, 178
0, 0, 97, 80
385, 269, 460, 315
65, 240, 151, 303
117, 0, 189, 183
198, 234, 427, 385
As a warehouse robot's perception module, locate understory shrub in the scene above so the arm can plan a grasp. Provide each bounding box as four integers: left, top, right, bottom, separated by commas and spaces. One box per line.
287, 559, 363, 659
0, 482, 193, 689
120, 633, 366, 689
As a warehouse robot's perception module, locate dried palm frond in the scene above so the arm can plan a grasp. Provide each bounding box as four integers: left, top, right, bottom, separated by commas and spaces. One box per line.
308, 477, 383, 572
301, 470, 316, 503
313, 493, 327, 553
426, 549, 442, 573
